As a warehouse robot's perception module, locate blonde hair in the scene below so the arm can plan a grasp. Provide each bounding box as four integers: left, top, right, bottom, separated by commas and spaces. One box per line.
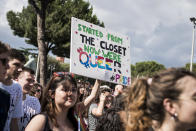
125, 78, 151, 131
124, 68, 196, 131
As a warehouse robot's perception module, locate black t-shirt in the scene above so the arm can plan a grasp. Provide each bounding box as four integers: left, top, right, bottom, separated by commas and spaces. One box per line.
0, 88, 10, 129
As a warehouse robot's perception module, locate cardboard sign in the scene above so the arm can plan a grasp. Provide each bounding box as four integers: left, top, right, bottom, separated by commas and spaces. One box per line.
70, 17, 131, 86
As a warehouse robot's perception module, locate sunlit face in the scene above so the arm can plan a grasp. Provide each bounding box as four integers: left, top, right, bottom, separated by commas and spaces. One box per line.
6, 58, 23, 79
175, 76, 196, 129
0, 53, 9, 82
18, 71, 34, 94
116, 85, 123, 93
54, 82, 78, 109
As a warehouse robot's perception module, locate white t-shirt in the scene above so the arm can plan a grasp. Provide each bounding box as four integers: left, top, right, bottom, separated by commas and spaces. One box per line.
0, 81, 23, 131
18, 95, 41, 131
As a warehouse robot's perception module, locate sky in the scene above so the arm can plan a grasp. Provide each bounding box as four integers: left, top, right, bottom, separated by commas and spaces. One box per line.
0, 0, 196, 67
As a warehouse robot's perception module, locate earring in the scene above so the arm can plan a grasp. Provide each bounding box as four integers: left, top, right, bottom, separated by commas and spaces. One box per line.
171, 112, 178, 120
174, 113, 178, 117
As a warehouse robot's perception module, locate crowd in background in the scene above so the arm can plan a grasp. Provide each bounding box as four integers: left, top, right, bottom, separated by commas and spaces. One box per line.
1, 41, 196, 131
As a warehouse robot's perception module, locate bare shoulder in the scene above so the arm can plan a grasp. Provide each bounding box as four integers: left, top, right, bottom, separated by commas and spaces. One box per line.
25, 114, 47, 131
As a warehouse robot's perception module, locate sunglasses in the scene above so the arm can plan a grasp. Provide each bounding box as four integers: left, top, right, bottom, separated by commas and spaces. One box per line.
36, 89, 41, 93
53, 72, 74, 78
0, 58, 8, 66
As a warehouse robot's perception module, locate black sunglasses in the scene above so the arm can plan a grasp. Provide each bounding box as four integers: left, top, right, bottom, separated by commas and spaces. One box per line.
0, 58, 8, 66
36, 89, 41, 92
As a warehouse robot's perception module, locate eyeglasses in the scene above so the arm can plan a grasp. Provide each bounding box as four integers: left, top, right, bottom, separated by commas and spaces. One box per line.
0, 58, 8, 66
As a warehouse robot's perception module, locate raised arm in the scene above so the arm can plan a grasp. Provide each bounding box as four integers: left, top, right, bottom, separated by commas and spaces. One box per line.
91, 93, 106, 117
76, 79, 101, 112
83, 79, 100, 107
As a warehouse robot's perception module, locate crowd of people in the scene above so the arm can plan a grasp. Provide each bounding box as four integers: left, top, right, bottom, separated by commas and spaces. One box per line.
1, 40, 196, 131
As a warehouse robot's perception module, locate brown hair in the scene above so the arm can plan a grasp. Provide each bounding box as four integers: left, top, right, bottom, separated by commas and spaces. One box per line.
17, 67, 35, 80
41, 74, 78, 130
105, 95, 114, 105
125, 68, 196, 131
9, 48, 26, 63
94, 87, 109, 104
0, 41, 10, 54
20, 67, 35, 75
77, 80, 85, 88
77, 80, 85, 102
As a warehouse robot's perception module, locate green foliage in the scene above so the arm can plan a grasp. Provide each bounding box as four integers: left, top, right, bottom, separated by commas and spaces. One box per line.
15, 48, 37, 62
131, 61, 166, 78
185, 63, 196, 73
7, 6, 37, 46
47, 56, 70, 78
7, 0, 104, 57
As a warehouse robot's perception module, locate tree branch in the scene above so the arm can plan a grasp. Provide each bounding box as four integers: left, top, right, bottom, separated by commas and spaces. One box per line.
45, 0, 54, 7
28, 0, 41, 14
46, 0, 55, 4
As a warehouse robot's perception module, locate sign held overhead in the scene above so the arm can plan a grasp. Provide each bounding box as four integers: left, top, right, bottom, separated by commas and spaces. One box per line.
70, 17, 131, 86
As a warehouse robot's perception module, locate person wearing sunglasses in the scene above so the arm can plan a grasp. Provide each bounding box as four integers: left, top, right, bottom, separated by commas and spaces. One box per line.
29, 83, 43, 103
0, 41, 10, 130
26, 74, 100, 131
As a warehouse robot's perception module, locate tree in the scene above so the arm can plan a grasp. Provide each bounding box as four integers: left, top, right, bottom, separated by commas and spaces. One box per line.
47, 56, 69, 78
131, 61, 166, 78
7, 0, 104, 57
17, 48, 38, 61
7, 0, 104, 86
185, 63, 196, 73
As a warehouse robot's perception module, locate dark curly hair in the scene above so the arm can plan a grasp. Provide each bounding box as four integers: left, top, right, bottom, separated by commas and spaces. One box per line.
95, 107, 125, 131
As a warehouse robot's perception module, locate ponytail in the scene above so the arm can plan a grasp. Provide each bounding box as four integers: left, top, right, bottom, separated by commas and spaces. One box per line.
125, 78, 152, 131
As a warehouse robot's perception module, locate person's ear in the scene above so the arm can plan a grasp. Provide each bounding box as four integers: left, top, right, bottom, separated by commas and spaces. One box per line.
163, 98, 176, 115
